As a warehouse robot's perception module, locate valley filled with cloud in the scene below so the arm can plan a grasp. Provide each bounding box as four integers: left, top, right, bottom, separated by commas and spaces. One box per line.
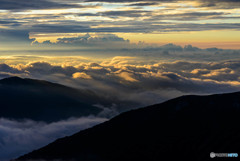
0, 117, 107, 161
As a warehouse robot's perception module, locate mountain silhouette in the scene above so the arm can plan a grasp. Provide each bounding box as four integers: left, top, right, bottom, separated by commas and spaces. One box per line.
0, 77, 102, 122
15, 91, 240, 161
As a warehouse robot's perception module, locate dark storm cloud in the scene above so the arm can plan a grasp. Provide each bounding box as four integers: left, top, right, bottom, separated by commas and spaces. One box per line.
0, 0, 79, 10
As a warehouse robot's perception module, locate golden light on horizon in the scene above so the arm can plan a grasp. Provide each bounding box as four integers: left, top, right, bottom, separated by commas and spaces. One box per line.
29, 30, 240, 49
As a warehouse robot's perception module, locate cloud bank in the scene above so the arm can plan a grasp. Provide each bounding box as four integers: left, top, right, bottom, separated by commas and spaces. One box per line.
0, 56, 240, 109
0, 0, 240, 49
0, 117, 107, 161
0, 0, 80, 10
0, 51, 239, 161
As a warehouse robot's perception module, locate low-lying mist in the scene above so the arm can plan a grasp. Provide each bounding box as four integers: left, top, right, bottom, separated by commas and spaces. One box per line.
0, 117, 108, 161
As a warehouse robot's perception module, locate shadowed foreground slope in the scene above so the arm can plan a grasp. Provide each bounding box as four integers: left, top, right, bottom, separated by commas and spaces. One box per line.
0, 77, 102, 122
16, 92, 240, 161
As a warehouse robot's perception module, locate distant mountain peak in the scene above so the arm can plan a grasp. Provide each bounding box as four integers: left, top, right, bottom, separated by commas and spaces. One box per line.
0, 76, 35, 85
0, 77, 102, 122
0, 76, 65, 88
1, 76, 23, 81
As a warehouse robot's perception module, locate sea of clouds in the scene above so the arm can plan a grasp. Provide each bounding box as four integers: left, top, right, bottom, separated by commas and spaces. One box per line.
1, 51, 240, 160
0, 117, 107, 161
0, 56, 240, 107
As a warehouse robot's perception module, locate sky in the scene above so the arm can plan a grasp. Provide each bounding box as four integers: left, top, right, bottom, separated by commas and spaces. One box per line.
0, 0, 240, 49
1, 1, 240, 160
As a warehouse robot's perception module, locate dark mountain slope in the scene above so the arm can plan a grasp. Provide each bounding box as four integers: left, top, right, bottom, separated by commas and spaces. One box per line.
0, 77, 102, 122
16, 91, 240, 161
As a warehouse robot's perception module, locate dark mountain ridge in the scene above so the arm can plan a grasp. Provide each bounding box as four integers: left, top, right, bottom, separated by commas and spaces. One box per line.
15, 91, 240, 161
0, 77, 102, 122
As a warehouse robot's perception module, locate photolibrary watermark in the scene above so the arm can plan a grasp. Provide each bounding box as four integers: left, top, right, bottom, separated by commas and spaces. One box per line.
210, 152, 238, 158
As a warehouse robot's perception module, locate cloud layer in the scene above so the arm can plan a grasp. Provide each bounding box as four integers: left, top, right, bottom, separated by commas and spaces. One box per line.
0, 56, 240, 109
0, 0, 79, 10
0, 50, 239, 161
0, 117, 107, 161
0, 0, 239, 48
